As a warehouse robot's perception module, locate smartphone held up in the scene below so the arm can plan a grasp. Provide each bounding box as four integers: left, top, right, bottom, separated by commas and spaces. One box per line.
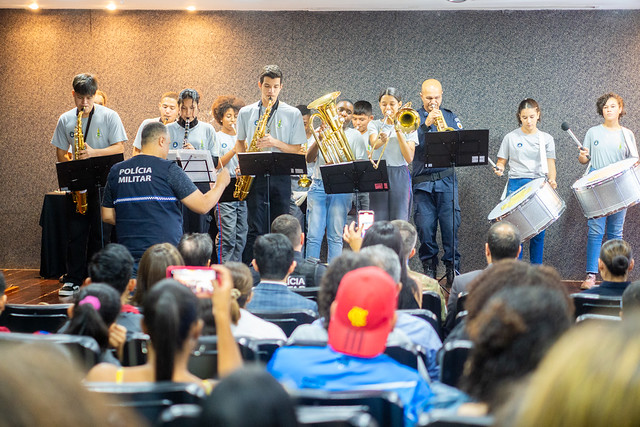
167, 266, 217, 297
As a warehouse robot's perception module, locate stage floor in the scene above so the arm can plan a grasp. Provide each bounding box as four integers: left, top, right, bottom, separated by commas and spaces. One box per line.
2, 268, 585, 306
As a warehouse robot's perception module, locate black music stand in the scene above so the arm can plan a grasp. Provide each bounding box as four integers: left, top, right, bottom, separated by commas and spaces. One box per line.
55, 153, 124, 248
219, 177, 239, 203
421, 130, 489, 284
237, 152, 307, 232
319, 160, 390, 212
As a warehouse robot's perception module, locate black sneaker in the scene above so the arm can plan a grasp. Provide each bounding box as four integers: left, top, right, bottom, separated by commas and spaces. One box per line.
445, 267, 456, 288
58, 283, 80, 297
422, 261, 437, 279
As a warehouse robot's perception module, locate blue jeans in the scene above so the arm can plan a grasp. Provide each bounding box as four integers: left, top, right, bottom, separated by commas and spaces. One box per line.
507, 178, 545, 265
586, 209, 626, 273
305, 179, 352, 263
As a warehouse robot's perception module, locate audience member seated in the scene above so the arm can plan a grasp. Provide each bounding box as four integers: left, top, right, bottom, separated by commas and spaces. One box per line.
178, 232, 214, 267
87, 267, 242, 390
85, 243, 142, 336
133, 243, 184, 307
580, 239, 634, 297
391, 219, 445, 319
621, 280, 640, 319
271, 214, 327, 288
199, 366, 298, 427
0, 272, 7, 333
458, 286, 572, 416
268, 266, 442, 426
446, 221, 521, 332
495, 318, 640, 427
64, 283, 124, 365
246, 234, 318, 314
226, 262, 287, 341
0, 344, 141, 426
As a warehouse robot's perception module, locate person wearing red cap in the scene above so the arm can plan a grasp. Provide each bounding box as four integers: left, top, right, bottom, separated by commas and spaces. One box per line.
267, 266, 435, 425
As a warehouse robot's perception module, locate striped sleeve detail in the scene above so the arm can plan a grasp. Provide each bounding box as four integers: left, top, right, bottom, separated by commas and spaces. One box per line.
114, 196, 177, 204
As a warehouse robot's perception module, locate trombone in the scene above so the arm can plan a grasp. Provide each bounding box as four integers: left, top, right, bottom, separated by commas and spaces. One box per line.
370, 102, 420, 169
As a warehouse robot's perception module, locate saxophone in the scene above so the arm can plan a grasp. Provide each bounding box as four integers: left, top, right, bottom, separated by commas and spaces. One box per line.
233, 98, 274, 201
72, 107, 88, 215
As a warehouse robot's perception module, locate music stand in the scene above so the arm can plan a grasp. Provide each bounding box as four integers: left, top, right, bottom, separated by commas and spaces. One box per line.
420, 129, 489, 284
167, 149, 216, 183
56, 153, 124, 247
319, 160, 390, 212
237, 152, 307, 232
219, 177, 239, 203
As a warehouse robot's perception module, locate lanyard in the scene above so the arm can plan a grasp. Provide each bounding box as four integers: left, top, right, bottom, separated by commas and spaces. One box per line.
77, 106, 95, 139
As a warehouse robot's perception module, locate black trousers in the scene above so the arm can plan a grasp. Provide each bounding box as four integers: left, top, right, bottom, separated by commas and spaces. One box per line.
242, 175, 291, 264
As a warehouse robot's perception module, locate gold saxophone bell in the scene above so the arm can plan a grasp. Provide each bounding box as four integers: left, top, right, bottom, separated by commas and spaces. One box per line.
370, 102, 420, 169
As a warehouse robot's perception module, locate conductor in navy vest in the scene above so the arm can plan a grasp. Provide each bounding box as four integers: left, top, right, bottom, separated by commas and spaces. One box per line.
102, 122, 230, 271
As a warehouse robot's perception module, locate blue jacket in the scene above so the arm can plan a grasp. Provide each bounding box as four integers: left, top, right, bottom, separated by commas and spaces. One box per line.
246, 281, 318, 314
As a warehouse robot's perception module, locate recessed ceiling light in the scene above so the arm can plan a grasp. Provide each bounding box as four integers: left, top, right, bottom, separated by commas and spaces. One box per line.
447, 0, 466, 3
28, 2, 39, 9
186, 5, 196, 11
106, 2, 116, 10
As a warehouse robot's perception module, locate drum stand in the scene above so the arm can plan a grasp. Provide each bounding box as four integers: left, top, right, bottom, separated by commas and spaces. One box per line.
421, 129, 490, 287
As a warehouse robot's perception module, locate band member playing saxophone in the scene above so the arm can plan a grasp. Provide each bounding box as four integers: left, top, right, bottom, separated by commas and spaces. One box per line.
51, 73, 127, 298
412, 79, 463, 287
234, 65, 307, 263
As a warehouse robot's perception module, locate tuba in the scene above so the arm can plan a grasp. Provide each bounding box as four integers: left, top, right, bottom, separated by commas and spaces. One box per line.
370, 102, 420, 169
307, 92, 355, 165
72, 107, 88, 215
233, 98, 274, 201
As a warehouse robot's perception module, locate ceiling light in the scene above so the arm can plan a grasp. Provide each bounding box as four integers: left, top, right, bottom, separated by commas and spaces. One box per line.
186, 5, 196, 11
28, 2, 38, 9
447, 0, 466, 2
106, 2, 116, 10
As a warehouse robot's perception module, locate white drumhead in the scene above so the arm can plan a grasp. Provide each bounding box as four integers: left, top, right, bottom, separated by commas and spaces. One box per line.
572, 158, 639, 189
488, 177, 546, 221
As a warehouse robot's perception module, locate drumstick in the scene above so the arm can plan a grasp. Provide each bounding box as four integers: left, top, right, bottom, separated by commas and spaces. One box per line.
487, 157, 501, 173
561, 122, 590, 160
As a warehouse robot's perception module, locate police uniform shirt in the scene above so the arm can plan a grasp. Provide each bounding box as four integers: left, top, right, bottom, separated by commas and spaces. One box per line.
217, 131, 239, 177
133, 117, 160, 150
51, 104, 128, 152
367, 120, 419, 167
167, 120, 220, 158
497, 128, 555, 179
236, 101, 307, 152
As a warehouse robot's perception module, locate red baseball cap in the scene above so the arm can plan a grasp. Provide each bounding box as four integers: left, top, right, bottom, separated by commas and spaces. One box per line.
328, 266, 398, 358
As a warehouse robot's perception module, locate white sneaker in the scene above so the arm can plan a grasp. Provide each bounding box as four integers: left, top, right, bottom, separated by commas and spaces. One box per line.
580, 273, 597, 290
58, 283, 80, 297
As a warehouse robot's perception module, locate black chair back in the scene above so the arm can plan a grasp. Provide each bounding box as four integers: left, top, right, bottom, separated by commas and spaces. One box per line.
121, 332, 150, 367
252, 338, 286, 363
251, 309, 318, 337
188, 336, 259, 379
454, 310, 468, 328
0, 332, 100, 371
456, 292, 468, 315
291, 389, 404, 427
571, 293, 622, 318
383, 343, 428, 374
397, 309, 441, 338
419, 409, 494, 426
440, 339, 473, 388
157, 404, 202, 427
293, 287, 321, 302
0, 303, 71, 333
296, 405, 378, 427
421, 291, 443, 324
576, 313, 621, 323
86, 381, 205, 425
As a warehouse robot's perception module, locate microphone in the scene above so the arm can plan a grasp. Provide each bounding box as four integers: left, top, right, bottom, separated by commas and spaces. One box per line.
561, 122, 590, 160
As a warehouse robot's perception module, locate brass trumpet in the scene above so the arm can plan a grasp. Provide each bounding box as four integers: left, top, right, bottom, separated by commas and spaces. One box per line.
370, 102, 420, 169
307, 91, 355, 165
430, 103, 454, 132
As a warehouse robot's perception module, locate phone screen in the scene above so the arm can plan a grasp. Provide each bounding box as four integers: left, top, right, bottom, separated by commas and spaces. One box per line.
358, 210, 375, 238
167, 266, 216, 297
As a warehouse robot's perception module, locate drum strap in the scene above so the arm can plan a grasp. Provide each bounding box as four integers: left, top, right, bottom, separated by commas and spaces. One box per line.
538, 132, 548, 175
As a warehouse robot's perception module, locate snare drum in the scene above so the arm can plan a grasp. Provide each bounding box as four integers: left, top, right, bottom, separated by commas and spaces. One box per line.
572, 158, 640, 219
488, 178, 566, 242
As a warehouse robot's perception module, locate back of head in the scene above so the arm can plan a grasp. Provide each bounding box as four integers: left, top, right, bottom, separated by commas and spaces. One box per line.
88, 243, 134, 294
465, 260, 571, 323
390, 219, 417, 261
318, 251, 373, 322
141, 121, 168, 148
462, 286, 572, 409
134, 243, 184, 305
361, 221, 404, 262
360, 245, 401, 283
487, 221, 521, 261
178, 233, 213, 267
271, 214, 302, 250
600, 239, 633, 277
0, 345, 140, 426
253, 234, 294, 280
499, 319, 640, 427
226, 261, 253, 309
72, 73, 98, 96
143, 279, 199, 382
65, 283, 122, 351
200, 366, 298, 427
328, 266, 398, 358
622, 280, 640, 315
